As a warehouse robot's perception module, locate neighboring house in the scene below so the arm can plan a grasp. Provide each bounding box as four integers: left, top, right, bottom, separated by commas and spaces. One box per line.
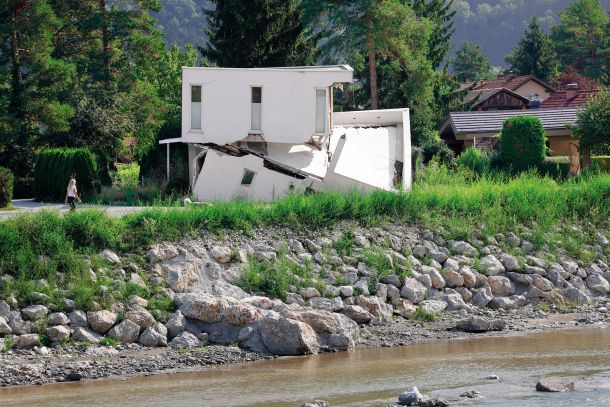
161, 65, 412, 201
472, 74, 556, 103
439, 108, 580, 158
463, 87, 530, 111
539, 84, 597, 108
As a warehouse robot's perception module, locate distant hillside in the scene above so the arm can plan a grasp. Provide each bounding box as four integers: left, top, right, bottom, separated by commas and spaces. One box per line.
154, 0, 610, 66
452, 0, 610, 66
153, 0, 211, 49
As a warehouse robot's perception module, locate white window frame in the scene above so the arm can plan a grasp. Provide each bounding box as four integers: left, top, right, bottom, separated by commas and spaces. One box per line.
250, 85, 263, 134
190, 84, 203, 132
314, 87, 329, 136
240, 168, 257, 186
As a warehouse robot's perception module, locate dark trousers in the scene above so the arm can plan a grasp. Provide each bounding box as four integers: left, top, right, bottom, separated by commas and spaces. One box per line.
67, 196, 76, 211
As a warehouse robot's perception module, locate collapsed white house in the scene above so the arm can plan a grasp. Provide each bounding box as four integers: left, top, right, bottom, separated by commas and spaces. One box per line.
160, 65, 412, 201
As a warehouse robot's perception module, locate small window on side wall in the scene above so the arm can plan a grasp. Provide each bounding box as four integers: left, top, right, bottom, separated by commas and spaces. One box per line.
251, 87, 262, 131
191, 85, 202, 130
241, 169, 256, 186
315, 88, 327, 134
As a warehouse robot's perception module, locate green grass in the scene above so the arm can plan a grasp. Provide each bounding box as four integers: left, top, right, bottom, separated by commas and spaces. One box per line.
0, 172, 608, 291
412, 307, 437, 323
99, 336, 119, 347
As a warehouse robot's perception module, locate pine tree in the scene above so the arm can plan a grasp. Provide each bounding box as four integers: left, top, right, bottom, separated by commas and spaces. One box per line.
202, 0, 317, 68
452, 41, 495, 82
506, 17, 558, 82
409, 0, 456, 70
551, 0, 610, 83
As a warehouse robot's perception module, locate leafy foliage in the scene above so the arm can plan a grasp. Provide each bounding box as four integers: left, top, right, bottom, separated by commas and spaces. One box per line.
0, 166, 14, 208
571, 88, 610, 153
500, 116, 547, 172
505, 17, 559, 82
457, 147, 490, 176
33, 148, 100, 201
452, 41, 495, 82
551, 0, 610, 83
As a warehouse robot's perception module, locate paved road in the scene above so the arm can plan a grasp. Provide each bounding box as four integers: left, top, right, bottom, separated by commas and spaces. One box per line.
0, 199, 149, 221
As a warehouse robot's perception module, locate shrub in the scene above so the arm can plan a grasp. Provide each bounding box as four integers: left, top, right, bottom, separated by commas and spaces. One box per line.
33, 148, 100, 201
500, 115, 547, 172
457, 147, 490, 176
0, 167, 14, 208
111, 163, 140, 188
539, 156, 571, 179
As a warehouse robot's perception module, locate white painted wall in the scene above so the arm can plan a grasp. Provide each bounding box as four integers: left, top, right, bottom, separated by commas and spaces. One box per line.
181, 66, 353, 145
193, 150, 306, 201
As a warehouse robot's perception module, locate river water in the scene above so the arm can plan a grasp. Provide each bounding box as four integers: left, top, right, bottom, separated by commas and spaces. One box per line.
1, 327, 609, 407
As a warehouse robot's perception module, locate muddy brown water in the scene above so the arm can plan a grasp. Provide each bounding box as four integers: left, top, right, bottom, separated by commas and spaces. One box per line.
1, 326, 610, 407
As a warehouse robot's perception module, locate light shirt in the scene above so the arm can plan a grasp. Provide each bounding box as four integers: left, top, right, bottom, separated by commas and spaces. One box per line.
67, 185, 77, 198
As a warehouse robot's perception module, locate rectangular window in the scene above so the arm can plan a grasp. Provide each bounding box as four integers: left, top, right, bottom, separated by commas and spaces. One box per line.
191, 85, 202, 130
241, 169, 256, 186
315, 88, 327, 134
251, 87, 262, 131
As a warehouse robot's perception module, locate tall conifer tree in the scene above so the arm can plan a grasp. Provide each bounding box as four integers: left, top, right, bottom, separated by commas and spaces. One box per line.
506, 17, 558, 82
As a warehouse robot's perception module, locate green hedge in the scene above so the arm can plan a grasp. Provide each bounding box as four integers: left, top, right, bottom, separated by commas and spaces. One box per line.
33, 148, 100, 201
0, 166, 14, 208
500, 115, 547, 172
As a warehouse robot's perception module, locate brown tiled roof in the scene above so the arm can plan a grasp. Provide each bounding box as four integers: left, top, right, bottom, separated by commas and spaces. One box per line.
540, 89, 597, 108
463, 87, 530, 106
475, 75, 556, 93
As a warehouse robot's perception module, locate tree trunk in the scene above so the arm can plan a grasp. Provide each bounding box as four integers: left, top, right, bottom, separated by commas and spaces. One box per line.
100, 0, 111, 90
368, 41, 378, 110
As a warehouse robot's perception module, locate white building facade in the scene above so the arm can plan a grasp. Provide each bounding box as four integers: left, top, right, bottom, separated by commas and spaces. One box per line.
162, 65, 412, 202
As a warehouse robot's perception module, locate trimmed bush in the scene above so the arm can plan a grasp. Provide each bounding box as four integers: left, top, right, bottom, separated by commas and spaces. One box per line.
500, 115, 547, 172
539, 156, 571, 179
0, 166, 14, 208
457, 147, 490, 176
34, 148, 100, 201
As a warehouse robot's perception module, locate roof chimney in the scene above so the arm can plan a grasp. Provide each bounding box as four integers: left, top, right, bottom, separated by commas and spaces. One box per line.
496, 73, 505, 79
565, 83, 579, 100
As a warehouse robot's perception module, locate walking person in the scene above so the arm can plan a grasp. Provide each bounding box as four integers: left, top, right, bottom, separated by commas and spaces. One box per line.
64, 178, 82, 211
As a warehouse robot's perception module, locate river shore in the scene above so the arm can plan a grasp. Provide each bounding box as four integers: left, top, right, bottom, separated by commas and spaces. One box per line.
0, 305, 607, 389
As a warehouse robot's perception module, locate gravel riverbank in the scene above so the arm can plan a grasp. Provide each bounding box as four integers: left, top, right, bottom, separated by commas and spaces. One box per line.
0, 306, 607, 389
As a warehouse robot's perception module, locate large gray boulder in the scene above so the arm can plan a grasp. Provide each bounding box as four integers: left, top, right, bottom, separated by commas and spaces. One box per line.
161, 255, 202, 292
47, 325, 70, 342
257, 316, 320, 356
500, 254, 520, 271
16, 334, 39, 348
478, 255, 505, 275
459, 267, 477, 288
108, 320, 141, 343
421, 266, 446, 289
7, 312, 31, 335
472, 285, 493, 308
309, 297, 344, 312
443, 269, 464, 288
178, 293, 225, 323
49, 312, 70, 326
68, 310, 88, 327
563, 287, 590, 304
125, 309, 156, 330
165, 311, 187, 339
341, 305, 373, 324
456, 316, 507, 332
291, 309, 359, 351
400, 278, 427, 304
586, 274, 610, 294
87, 310, 117, 334
73, 326, 102, 344
451, 241, 478, 257
138, 322, 168, 347
487, 276, 515, 296
418, 300, 447, 314
169, 331, 203, 349
21, 305, 48, 321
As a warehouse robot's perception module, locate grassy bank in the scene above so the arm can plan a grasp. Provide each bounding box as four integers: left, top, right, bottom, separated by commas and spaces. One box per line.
0, 172, 608, 305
